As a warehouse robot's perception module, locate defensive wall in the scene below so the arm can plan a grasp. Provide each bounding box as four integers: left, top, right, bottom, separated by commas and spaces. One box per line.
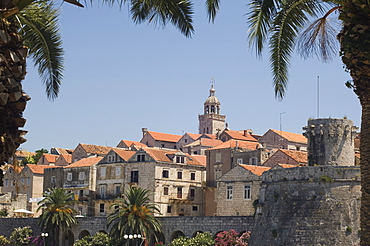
250, 166, 361, 246
0, 216, 254, 245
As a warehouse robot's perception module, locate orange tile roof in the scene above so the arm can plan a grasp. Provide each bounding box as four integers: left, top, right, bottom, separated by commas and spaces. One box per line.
147, 131, 182, 143
270, 129, 307, 143
26, 164, 59, 174
15, 150, 35, 158
279, 149, 307, 163
199, 134, 217, 140
79, 144, 113, 155
59, 154, 72, 163
183, 138, 222, 148
68, 157, 103, 168
208, 139, 261, 150
112, 149, 136, 161
223, 130, 258, 142
141, 148, 205, 166
53, 148, 73, 155
190, 155, 206, 166
277, 164, 298, 168
43, 154, 59, 163
186, 133, 202, 140
239, 164, 271, 176
118, 140, 147, 148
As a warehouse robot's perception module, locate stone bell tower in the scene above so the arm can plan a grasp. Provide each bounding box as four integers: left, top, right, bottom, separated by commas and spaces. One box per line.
198, 84, 226, 135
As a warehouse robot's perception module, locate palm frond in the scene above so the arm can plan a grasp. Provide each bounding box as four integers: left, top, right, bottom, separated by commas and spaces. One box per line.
17, 0, 64, 100
247, 0, 277, 55
130, 0, 194, 37
268, 0, 325, 99
205, 0, 220, 23
297, 6, 340, 62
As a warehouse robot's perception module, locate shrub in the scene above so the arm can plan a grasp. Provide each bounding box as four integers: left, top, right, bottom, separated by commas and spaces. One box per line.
215, 230, 250, 246
9, 226, 33, 245
170, 232, 214, 246
0, 235, 9, 245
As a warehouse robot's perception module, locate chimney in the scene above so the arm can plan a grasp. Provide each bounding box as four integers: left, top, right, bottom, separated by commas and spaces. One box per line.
142, 128, 148, 137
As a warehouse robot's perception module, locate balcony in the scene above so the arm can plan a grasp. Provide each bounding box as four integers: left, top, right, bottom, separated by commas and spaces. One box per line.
95, 193, 121, 200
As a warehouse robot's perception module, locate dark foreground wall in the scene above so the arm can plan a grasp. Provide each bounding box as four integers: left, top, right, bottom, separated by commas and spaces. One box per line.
0, 216, 254, 245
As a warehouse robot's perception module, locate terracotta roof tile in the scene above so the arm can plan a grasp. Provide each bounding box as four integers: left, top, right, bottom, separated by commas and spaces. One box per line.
68, 157, 103, 168
223, 130, 258, 142
59, 154, 72, 164
189, 155, 206, 166
53, 148, 73, 155
208, 140, 262, 150
239, 164, 271, 176
117, 140, 147, 148
15, 150, 35, 158
112, 149, 136, 161
79, 144, 113, 155
277, 164, 298, 168
279, 149, 308, 163
147, 131, 182, 143
43, 154, 59, 163
183, 138, 223, 148
140, 148, 205, 166
186, 133, 202, 140
26, 164, 59, 174
270, 129, 307, 143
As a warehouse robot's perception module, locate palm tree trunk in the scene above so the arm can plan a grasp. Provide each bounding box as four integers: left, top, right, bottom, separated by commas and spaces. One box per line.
0, 6, 29, 167
338, 1, 370, 245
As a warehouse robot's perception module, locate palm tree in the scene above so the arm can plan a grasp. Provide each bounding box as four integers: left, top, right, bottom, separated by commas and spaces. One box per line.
247, 0, 370, 244
37, 187, 77, 246
107, 187, 162, 246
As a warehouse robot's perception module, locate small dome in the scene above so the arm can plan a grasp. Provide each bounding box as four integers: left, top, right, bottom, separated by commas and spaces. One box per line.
205, 95, 219, 104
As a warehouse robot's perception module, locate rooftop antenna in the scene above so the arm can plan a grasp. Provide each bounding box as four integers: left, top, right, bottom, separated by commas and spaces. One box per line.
317, 76, 320, 118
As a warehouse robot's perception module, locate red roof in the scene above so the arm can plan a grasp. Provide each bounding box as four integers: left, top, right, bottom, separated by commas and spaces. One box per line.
78, 144, 113, 155
58, 154, 72, 164
42, 154, 59, 163
147, 131, 182, 143
27, 164, 59, 174
279, 149, 307, 163
222, 130, 258, 142
277, 164, 298, 168
117, 140, 147, 148
112, 149, 136, 161
186, 133, 202, 141
68, 157, 103, 168
183, 138, 222, 148
270, 129, 307, 143
208, 139, 261, 150
141, 148, 205, 166
15, 150, 35, 158
239, 164, 271, 176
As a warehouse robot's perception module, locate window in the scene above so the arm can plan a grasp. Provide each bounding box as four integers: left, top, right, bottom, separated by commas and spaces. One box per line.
131, 170, 139, 183
100, 185, 106, 199
100, 203, 105, 213
244, 185, 251, 199
78, 172, 85, 181
161, 144, 165, 148
20, 177, 24, 184
185, 139, 188, 143
226, 186, 233, 200
177, 187, 182, 199
100, 167, 106, 178
176, 156, 185, 163
4, 179, 8, 187
67, 172, 72, 181
249, 157, 257, 165
115, 166, 121, 177
190, 172, 196, 180
137, 154, 145, 162
26, 177, 30, 185
216, 152, 221, 162
237, 158, 243, 164
11, 180, 15, 187
51, 176, 56, 184
215, 169, 222, 180
107, 155, 115, 163
177, 171, 182, 179
162, 170, 169, 178
192, 206, 198, 211
164, 187, 169, 195
190, 188, 195, 199
167, 206, 172, 213
115, 185, 121, 196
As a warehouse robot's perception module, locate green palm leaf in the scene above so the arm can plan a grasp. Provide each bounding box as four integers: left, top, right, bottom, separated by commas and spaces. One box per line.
17, 0, 64, 100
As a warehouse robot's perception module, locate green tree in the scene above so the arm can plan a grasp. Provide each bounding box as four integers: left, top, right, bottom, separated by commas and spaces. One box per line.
74, 232, 111, 246
247, 0, 370, 244
37, 187, 77, 246
107, 187, 162, 245
20, 148, 48, 165
9, 226, 33, 245
169, 232, 214, 246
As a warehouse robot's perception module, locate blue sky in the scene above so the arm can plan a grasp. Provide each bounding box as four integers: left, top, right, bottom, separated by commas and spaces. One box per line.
20, 1, 360, 152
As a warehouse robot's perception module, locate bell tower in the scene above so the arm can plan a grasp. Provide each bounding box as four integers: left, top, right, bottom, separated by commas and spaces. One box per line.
198, 82, 226, 135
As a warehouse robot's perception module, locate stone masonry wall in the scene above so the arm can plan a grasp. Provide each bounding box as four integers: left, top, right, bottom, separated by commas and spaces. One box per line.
250, 166, 361, 246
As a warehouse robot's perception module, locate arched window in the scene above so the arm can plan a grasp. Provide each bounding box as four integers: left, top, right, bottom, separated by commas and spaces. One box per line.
211, 105, 215, 113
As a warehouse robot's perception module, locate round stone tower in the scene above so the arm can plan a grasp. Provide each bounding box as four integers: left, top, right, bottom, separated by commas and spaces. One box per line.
303, 118, 358, 166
